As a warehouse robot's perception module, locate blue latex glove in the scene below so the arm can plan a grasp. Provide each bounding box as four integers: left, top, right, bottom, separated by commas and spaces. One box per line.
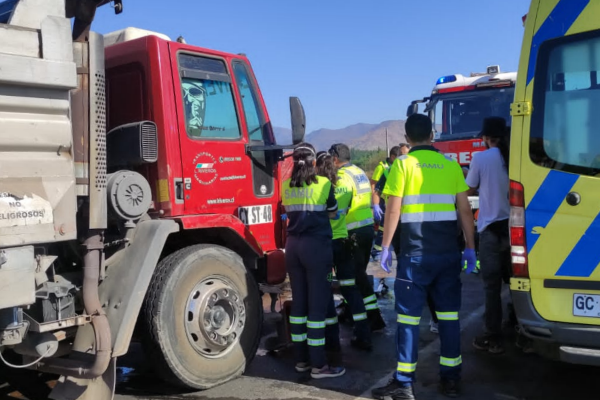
380, 246, 393, 273
373, 204, 384, 222
332, 210, 343, 220
281, 213, 288, 221
462, 248, 477, 274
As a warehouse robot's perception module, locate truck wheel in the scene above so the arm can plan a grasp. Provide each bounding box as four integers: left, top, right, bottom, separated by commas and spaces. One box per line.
141, 244, 262, 390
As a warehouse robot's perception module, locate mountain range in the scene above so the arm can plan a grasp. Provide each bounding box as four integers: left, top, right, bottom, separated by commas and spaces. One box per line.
273, 120, 408, 151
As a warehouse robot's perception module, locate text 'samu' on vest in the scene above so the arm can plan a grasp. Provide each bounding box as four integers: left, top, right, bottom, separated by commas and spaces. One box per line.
284, 188, 314, 199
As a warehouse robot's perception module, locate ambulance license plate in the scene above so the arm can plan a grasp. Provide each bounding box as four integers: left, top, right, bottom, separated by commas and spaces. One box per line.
573, 293, 600, 318
238, 205, 273, 226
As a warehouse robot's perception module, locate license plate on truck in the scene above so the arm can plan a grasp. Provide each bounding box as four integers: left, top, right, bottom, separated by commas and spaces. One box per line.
573, 293, 600, 318
238, 205, 273, 226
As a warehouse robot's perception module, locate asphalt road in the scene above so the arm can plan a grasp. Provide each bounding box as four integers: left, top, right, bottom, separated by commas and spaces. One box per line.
2, 261, 600, 400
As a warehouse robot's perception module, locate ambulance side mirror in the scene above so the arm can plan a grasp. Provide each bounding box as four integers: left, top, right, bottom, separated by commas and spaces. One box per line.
290, 97, 306, 145
407, 103, 419, 117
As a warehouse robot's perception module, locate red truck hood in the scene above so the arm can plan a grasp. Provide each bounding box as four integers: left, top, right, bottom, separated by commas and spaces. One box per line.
433, 138, 487, 166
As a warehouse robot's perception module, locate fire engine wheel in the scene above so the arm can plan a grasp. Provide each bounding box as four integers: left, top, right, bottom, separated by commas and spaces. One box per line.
142, 244, 262, 390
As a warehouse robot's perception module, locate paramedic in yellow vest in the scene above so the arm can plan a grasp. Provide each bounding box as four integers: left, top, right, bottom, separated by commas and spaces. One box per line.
371, 114, 476, 400
316, 151, 372, 351
282, 143, 345, 379
371, 146, 402, 261
329, 143, 386, 332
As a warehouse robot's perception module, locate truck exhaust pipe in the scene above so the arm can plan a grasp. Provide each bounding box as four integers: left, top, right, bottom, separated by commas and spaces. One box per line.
34, 232, 111, 379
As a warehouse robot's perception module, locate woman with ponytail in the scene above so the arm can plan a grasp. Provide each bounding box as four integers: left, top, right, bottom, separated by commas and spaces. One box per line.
282, 143, 346, 379
465, 117, 511, 355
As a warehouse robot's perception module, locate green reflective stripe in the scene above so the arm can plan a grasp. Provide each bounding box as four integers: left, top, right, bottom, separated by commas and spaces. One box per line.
339, 279, 356, 286
291, 334, 307, 342
353, 313, 367, 321
378, 225, 385, 232
307, 338, 326, 346
440, 355, 462, 367
403, 194, 456, 206
285, 204, 327, 212
289, 316, 307, 325
307, 320, 326, 329
397, 361, 417, 373
347, 218, 375, 230
365, 303, 379, 310
436, 311, 459, 321
373, 244, 382, 251
401, 211, 457, 223
363, 295, 377, 304
326, 317, 338, 325
397, 314, 421, 325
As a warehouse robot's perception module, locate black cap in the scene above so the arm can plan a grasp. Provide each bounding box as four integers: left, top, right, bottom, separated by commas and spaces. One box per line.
478, 117, 507, 138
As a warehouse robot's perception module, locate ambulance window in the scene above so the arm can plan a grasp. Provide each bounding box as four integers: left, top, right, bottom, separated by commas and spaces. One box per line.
179, 54, 241, 140
232, 61, 265, 143
531, 33, 600, 175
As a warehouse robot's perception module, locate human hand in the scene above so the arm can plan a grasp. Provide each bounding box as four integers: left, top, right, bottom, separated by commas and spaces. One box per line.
380, 246, 393, 273
281, 213, 288, 221
462, 248, 477, 274
332, 210, 343, 220
373, 204, 384, 222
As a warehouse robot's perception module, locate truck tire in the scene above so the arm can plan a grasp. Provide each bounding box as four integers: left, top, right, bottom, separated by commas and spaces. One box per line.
141, 244, 262, 390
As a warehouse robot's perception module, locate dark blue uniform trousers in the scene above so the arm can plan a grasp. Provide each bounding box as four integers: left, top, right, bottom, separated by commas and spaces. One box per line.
286, 236, 340, 368
333, 238, 370, 342
395, 253, 462, 384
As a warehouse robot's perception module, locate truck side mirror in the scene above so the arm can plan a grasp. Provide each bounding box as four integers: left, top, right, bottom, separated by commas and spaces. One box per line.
407, 103, 419, 118
290, 97, 305, 145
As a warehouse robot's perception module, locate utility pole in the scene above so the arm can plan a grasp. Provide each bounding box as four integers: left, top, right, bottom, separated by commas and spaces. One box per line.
385, 128, 389, 156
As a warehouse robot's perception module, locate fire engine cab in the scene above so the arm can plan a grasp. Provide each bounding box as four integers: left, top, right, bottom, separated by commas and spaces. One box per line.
407, 66, 517, 212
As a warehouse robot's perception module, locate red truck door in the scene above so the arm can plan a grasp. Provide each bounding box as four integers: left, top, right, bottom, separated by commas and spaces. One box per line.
170, 46, 279, 251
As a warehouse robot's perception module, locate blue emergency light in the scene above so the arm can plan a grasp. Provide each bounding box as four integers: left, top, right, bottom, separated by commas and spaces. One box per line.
436, 75, 457, 85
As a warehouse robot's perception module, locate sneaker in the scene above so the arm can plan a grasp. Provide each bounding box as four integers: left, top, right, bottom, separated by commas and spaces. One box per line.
372, 378, 415, 400
440, 379, 460, 398
430, 320, 439, 334
515, 331, 535, 354
295, 362, 311, 373
310, 365, 346, 379
351, 337, 373, 352
473, 335, 505, 354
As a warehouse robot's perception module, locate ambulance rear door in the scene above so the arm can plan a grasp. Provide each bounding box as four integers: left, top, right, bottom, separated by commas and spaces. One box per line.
515, 0, 600, 326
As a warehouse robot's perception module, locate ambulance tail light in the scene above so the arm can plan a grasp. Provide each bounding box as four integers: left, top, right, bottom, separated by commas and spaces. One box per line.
509, 180, 529, 278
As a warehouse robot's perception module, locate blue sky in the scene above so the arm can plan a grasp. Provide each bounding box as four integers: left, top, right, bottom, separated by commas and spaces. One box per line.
94, 0, 529, 133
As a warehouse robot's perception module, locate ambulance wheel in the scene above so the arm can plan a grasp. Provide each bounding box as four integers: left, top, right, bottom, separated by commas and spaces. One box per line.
142, 244, 262, 390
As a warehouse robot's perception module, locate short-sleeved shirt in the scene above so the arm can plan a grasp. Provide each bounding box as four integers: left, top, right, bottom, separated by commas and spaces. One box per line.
282, 176, 338, 238
382, 145, 469, 256
372, 159, 391, 183
466, 147, 509, 233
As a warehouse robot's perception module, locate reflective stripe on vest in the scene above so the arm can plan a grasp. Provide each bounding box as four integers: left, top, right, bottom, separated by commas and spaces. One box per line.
284, 204, 327, 212
401, 193, 457, 223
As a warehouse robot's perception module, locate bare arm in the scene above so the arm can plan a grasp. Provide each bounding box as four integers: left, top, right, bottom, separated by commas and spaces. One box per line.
372, 189, 381, 206
382, 195, 402, 248
456, 191, 475, 249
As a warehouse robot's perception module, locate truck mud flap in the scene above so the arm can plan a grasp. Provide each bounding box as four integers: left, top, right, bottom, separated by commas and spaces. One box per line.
99, 219, 179, 357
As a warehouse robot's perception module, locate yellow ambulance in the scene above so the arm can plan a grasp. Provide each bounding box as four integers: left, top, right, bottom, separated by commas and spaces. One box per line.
510, 0, 600, 365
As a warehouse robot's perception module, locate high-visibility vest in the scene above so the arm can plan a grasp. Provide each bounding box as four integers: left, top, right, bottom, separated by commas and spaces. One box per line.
339, 164, 374, 230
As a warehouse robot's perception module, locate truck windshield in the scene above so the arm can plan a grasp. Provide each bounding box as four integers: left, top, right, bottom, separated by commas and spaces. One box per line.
430, 87, 515, 141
